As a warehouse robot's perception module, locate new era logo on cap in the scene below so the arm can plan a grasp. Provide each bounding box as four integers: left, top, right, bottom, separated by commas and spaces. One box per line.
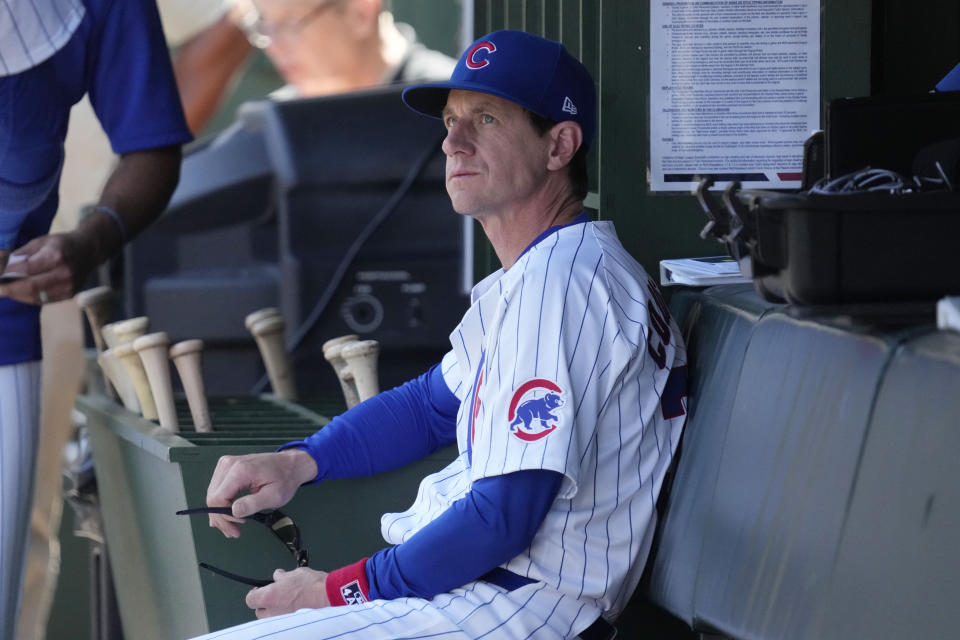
562, 97, 578, 115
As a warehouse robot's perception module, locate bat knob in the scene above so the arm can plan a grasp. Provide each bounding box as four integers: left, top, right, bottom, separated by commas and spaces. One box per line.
105, 316, 150, 347
132, 331, 171, 352
169, 339, 204, 358
244, 307, 281, 332
75, 285, 112, 310
322, 334, 359, 358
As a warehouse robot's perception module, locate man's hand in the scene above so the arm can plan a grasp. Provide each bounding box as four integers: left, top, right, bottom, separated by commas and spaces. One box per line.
0, 233, 97, 305
245, 567, 331, 619
205, 449, 318, 537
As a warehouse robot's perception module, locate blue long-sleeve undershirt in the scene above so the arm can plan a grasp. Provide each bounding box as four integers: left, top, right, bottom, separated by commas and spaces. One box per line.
367, 468, 561, 600
280, 363, 563, 600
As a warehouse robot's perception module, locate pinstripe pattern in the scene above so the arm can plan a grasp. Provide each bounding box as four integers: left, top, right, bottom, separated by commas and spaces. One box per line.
199, 221, 685, 638
0, 360, 42, 640
386, 221, 688, 621
0, 0, 85, 76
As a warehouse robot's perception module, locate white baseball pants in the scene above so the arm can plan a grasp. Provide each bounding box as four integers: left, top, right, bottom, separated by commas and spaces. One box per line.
191, 579, 603, 640
0, 360, 42, 640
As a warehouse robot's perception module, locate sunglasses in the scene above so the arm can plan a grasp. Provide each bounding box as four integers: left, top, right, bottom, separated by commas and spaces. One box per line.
176, 506, 309, 587
237, 1, 337, 49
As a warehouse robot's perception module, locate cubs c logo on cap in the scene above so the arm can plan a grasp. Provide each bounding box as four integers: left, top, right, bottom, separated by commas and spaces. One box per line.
466, 41, 497, 69
508, 379, 565, 442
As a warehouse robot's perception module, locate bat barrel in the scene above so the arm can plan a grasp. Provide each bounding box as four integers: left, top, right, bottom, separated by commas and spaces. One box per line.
107, 316, 150, 347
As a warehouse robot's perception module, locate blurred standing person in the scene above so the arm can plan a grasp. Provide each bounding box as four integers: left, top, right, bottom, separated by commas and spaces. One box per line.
231, 0, 456, 99
0, 1, 192, 638
14, 4, 255, 636
161, 1, 253, 133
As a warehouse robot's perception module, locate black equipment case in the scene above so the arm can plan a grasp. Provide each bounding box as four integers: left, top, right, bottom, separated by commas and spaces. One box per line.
696, 92, 960, 306
698, 185, 960, 305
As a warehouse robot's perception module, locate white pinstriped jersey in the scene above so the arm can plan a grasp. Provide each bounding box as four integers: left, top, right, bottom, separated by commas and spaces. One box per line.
382, 220, 688, 619
0, 0, 86, 76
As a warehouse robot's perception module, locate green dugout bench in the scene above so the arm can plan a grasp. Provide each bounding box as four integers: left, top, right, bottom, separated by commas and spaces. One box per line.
620, 284, 960, 639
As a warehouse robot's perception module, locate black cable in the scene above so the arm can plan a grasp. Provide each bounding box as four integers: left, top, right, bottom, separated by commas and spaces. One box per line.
809, 166, 948, 195
250, 133, 445, 394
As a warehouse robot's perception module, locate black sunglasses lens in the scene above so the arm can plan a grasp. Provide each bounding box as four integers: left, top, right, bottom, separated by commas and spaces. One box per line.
261, 511, 309, 567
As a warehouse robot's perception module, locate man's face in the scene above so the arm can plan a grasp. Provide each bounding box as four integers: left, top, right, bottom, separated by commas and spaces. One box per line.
252, 0, 355, 95
441, 90, 553, 219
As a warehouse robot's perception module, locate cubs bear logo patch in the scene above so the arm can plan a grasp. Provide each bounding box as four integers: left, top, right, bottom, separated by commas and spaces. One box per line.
508, 379, 565, 442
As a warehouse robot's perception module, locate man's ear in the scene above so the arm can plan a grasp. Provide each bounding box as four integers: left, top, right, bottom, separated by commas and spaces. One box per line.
546, 121, 583, 172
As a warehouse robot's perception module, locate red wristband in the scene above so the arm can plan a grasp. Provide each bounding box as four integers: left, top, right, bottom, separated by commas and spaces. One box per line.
325, 558, 371, 606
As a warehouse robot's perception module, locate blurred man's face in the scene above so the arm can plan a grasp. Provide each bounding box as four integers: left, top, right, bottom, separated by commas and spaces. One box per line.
252, 0, 362, 96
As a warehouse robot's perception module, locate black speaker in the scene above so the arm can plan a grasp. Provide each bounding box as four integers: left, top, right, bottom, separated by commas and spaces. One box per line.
124, 86, 468, 397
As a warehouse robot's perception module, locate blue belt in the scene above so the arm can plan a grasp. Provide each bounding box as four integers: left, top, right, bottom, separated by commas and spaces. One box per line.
480, 567, 537, 591
479, 569, 617, 639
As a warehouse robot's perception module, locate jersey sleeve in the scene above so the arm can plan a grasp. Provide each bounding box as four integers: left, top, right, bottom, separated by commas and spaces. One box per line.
279, 362, 459, 482
85, 0, 192, 154
467, 234, 632, 500
439, 349, 466, 401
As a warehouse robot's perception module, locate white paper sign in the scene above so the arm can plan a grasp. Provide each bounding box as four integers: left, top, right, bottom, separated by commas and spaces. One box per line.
650, 0, 820, 191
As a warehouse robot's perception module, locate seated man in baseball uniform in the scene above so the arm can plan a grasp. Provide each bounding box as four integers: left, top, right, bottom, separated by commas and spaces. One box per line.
196, 29, 688, 640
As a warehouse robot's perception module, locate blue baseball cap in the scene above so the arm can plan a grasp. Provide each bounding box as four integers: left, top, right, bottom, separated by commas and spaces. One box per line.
402, 30, 597, 147
936, 61, 960, 92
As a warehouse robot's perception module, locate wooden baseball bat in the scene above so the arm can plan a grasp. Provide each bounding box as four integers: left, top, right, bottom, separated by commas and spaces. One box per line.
322, 335, 360, 408
106, 316, 150, 347
169, 339, 213, 433
244, 307, 281, 332
133, 332, 179, 431
99, 321, 141, 410
75, 286, 113, 354
100, 323, 117, 349
97, 348, 140, 412
248, 314, 297, 400
340, 339, 380, 404
112, 342, 159, 421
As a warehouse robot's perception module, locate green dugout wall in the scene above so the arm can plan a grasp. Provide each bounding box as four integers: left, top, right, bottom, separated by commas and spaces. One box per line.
471, 0, 960, 279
